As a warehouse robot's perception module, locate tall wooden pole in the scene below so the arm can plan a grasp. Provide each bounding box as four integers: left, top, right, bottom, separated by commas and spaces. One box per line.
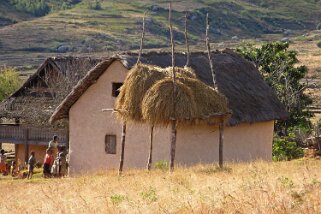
206, 13, 224, 168
219, 119, 224, 168
118, 123, 126, 175
184, 13, 190, 67
169, 2, 177, 172
137, 13, 146, 65
206, 13, 216, 90
147, 126, 154, 170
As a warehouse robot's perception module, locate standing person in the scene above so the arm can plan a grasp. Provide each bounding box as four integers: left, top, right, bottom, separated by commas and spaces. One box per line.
43, 149, 54, 178
27, 151, 36, 179
48, 135, 59, 157
0, 149, 7, 174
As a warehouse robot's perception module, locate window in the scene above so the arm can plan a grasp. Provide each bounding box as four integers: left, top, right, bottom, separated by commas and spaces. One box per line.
112, 82, 123, 97
105, 135, 117, 154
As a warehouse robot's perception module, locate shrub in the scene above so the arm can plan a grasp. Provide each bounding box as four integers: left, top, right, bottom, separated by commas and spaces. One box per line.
272, 136, 304, 161
153, 160, 169, 171
317, 22, 321, 30
317, 41, 321, 48
87, 0, 102, 10
0, 67, 21, 101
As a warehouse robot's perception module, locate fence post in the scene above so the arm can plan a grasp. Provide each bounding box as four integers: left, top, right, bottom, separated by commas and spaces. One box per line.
24, 129, 29, 164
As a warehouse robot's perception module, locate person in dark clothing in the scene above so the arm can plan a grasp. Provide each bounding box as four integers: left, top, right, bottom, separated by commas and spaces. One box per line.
27, 151, 36, 179
43, 149, 54, 178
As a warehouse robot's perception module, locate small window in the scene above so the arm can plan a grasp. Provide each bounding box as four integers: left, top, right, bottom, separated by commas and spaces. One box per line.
112, 82, 123, 97
105, 135, 117, 154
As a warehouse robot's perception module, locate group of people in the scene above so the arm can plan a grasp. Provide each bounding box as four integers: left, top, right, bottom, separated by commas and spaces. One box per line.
27, 135, 68, 179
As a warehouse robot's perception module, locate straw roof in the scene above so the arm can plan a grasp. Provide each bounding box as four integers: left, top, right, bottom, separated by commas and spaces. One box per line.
0, 56, 102, 127
50, 50, 288, 126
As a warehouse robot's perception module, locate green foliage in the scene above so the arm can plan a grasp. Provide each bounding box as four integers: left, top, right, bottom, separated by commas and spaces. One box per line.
317, 22, 321, 30
153, 160, 169, 171
86, 0, 102, 10
237, 42, 312, 134
0, 67, 21, 101
10, 0, 50, 16
110, 194, 125, 205
140, 187, 158, 203
317, 41, 321, 48
272, 136, 304, 161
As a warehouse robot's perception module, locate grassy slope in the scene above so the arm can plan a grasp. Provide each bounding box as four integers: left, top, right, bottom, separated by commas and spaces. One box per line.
1, 0, 321, 53
0, 159, 320, 213
0, 0, 33, 25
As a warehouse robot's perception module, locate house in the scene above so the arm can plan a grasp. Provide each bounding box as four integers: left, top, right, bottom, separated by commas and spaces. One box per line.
50, 50, 287, 174
0, 56, 102, 164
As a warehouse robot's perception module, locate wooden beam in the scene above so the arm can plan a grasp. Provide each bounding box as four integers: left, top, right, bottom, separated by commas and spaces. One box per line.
169, 2, 178, 172
118, 123, 126, 176
24, 129, 29, 164
219, 121, 224, 168
147, 126, 154, 170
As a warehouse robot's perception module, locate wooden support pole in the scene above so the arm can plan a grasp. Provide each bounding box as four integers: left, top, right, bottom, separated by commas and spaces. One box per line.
169, 2, 177, 172
205, 13, 217, 90
219, 120, 224, 168
147, 126, 154, 170
0, 142, 2, 150
24, 129, 29, 164
137, 12, 146, 65
118, 123, 126, 176
184, 13, 190, 67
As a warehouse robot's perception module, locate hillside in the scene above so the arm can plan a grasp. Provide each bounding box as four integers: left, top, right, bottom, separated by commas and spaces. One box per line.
1, 0, 321, 55
0, 160, 320, 213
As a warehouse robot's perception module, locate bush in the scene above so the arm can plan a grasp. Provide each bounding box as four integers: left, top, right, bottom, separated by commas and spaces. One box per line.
10, 0, 50, 17
0, 67, 21, 101
153, 160, 169, 171
317, 22, 321, 30
87, 0, 102, 10
317, 41, 321, 48
272, 136, 304, 161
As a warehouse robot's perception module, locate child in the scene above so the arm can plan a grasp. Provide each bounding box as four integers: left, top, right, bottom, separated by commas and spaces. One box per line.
43, 149, 53, 178
27, 151, 36, 179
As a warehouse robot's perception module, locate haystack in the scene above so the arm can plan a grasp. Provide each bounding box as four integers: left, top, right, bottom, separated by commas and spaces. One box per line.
115, 64, 229, 126
115, 63, 166, 122
115, 64, 197, 122
177, 77, 229, 121
142, 78, 197, 126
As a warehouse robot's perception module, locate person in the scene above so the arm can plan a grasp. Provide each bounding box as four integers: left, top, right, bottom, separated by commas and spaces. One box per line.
10, 160, 18, 176
43, 149, 54, 178
27, 151, 36, 179
0, 149, 7, 174
58, 146, 68, 176
48, 135, 59, 157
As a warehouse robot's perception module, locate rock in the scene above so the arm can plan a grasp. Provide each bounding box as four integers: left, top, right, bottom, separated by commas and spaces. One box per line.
57, 45, 70, 53
283, 29, 293, 36
281, 37, 290, 42
151, 5, 161, 12
218, 42, 225, 48
231, 36, 239, 41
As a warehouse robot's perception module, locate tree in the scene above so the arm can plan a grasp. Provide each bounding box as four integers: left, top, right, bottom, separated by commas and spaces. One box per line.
0, 67, 21, 101
237, 42, 312, 135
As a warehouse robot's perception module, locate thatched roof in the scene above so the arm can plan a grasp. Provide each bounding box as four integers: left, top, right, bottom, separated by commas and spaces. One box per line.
0, 56, 102, 127
50, 50, 287, 126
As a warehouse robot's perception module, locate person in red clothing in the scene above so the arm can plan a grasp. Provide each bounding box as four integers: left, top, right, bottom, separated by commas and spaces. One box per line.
43, 149, 54, 178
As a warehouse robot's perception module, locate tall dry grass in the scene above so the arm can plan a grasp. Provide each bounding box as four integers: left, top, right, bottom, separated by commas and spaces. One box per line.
0, 159, 320, 213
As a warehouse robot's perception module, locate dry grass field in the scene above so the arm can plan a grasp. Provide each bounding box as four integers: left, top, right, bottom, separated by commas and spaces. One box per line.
0, 159, 320, 213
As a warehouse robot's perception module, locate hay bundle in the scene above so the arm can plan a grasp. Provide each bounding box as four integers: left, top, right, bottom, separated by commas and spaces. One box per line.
115, 63, 166, 122
142, 78, 197, 126
165, 66, 196, 79
177, 77, 229, 119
